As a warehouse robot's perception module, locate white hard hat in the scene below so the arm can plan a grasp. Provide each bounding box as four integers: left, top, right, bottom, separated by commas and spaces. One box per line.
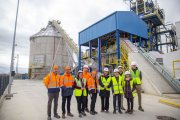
103, 67, 109, 72
83, 65, 89, 69
124, 71, 131, 75
114, 69, 119, 73
78, 70, 83, 73
118, 66, 123, 69
131, 61, 137, 66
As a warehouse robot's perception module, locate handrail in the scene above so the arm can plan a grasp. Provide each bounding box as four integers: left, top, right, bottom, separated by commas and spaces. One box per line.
139, 47, 180, 93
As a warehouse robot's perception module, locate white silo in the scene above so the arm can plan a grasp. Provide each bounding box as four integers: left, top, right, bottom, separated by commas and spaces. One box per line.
29, 20, 75, 79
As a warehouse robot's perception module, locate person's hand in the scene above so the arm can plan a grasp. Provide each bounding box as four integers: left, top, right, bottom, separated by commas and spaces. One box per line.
104, 86, 107, 89
81, 88, 85, 90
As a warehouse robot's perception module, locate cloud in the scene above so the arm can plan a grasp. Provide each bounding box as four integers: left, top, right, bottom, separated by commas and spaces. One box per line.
0, 0, 180, 73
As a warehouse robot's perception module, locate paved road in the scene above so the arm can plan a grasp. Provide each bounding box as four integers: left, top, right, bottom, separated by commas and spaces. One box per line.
0, 80, 179, 120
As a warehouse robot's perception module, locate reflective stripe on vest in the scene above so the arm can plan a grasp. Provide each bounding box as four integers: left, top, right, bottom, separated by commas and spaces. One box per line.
48, 79, 59, 89
100, 76, 111, 91
131, 70, 141, 84
74, 78, 87, 96
112, 76, 124, 94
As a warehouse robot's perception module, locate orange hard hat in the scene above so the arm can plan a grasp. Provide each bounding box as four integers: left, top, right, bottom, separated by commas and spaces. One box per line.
53, 65, 58, 70
65, 66, 71, 71
91, 71, 97, 75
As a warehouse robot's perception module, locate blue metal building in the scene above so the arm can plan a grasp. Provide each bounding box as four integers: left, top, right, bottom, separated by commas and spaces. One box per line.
78, 11, 148, 71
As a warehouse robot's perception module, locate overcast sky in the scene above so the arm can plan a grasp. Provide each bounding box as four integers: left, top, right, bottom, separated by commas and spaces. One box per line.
0, 0, 180, 73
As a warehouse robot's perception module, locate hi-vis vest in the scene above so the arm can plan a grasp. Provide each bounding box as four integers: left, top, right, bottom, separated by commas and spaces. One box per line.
123, 79, 137, 97
130, 70, 141, 85
112, 76, 124, 94
74, 78, 87, 96
100, 76, 111, 91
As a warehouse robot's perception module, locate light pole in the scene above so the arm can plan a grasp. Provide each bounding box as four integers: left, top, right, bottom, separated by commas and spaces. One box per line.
7, 0, 20, 98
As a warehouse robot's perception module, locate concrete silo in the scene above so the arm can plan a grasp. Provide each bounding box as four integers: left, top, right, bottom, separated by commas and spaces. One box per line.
29, 20, 77, 79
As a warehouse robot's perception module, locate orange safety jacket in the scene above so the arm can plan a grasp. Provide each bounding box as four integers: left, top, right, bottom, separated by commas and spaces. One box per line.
60, 73, 74, 96
83, 71, 91, 88
87, 77, 99, 93
60, 73, 74, 88
43, 72, 61, 93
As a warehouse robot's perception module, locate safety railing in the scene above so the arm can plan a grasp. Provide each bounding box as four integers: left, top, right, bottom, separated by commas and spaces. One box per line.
173, 60, 180, 79
139, 47, 180, 93
0, 74, 9, 98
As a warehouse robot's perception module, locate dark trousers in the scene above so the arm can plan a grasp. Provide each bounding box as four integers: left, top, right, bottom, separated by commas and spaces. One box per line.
62, 95, 72, 114
76, 96, 86, 113
127, 98, 134, 110
85, 88, 89, 109
90, 93, 97, 112
100, 96, 109, 111
48, 92, 59, 116
113, 94, 121, 112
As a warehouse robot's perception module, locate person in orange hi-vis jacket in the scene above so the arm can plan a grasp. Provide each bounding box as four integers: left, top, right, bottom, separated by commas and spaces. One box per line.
43, 65, 61, 120
87, 71, 99, 115
60, 66, 74, 119
82, 65, 91, 113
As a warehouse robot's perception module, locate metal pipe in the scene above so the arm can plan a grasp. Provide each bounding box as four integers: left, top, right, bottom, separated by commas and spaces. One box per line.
8, 0, 20, 95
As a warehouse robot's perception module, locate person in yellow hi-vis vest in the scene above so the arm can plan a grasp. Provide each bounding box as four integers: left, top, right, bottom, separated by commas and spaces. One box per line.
123, 71, 136, 114
111, 69, 123, 114
74, 70, 87, 118
130, 61, 144, 112
118, 66, 125, 110
99, 67, 112, 113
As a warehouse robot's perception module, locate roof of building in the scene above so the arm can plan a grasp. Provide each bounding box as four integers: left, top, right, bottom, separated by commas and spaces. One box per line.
79, 11, 148, 45
30, 22, 61, 39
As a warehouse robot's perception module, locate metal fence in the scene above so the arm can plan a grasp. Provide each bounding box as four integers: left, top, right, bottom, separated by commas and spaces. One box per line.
0, 75, 9, 98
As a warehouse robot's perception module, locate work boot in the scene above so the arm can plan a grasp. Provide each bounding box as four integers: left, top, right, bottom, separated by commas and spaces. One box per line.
125, 109, 130, 113
81, 112, 86, 116
93, 110, 98, 114
90, 111, 95, 115
129, 109, 133, 114
79, 113, 82, 118
113, 110, 116, 114
67, 112, 74, 117
85, 108, 90, 113
54, 114, 60, 119
62, 113, 65, 119
47, 116, 52, 120
138, 106, 144, 112
118, 110, 123, 114
121, 106, 126, 110
105, 110, 109, 113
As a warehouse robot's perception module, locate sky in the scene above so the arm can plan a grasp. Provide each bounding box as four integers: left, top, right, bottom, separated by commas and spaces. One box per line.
0, 0, 180, 74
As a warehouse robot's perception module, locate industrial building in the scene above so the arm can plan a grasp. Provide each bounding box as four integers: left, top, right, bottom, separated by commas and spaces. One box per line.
78, 0, 180, 95
29, 20, 78, 79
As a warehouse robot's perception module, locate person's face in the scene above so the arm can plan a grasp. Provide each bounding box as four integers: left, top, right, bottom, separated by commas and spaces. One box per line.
79, 73, 83, 79
118, 68, 123, 73
114, 72, 119, 77
92, 73, 96, 78
83, 68, 88, 72
104, 71, 109, 76
66, 69, 71, 74
125, 74, 131, 80
53, 69, 58, 74
131, 65, 136, 69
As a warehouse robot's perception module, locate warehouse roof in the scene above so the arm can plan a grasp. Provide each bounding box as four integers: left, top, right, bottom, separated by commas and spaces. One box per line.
79, 11, 148, 45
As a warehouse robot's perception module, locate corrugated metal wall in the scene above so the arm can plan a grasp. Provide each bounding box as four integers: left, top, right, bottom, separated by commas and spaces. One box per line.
79, 11, 148, 45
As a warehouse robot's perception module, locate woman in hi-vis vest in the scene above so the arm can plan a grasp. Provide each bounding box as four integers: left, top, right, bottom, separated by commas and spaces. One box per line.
74, 70, 87, 118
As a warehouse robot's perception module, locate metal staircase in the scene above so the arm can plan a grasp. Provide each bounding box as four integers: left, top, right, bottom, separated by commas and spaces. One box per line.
138, 47, 180, 93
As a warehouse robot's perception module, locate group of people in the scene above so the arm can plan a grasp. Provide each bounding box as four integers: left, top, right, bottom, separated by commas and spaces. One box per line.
43, 61, 144, 120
